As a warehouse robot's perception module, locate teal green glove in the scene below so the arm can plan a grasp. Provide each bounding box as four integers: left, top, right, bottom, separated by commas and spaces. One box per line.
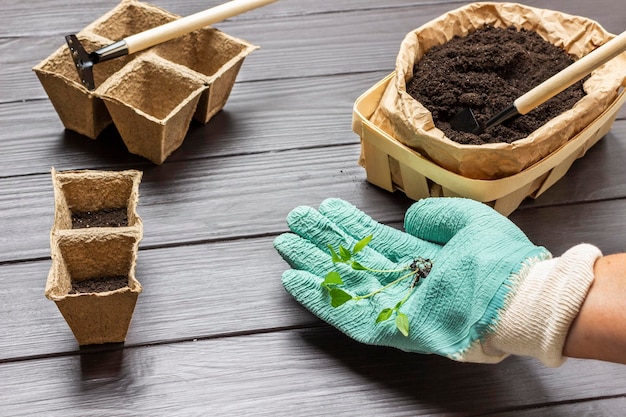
274, 198, 601, 366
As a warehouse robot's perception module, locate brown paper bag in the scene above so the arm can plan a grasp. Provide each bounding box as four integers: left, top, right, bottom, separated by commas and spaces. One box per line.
370, 2, 626, 179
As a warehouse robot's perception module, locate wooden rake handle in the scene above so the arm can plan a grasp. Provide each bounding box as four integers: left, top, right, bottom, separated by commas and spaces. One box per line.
125, 0, 278, 54
515, 30, 626, 115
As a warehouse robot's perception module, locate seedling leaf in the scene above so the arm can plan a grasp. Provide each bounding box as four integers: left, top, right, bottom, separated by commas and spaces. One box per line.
327, 244, 341, 263
376, 308, 393, 323
351, 260, 367, 270
353, 234, 373, 254
396, 313, 410, 337
323, 271, 343, 286
329, 288, 353, 307
339, 246, 352, 262
323, 235, 431, 336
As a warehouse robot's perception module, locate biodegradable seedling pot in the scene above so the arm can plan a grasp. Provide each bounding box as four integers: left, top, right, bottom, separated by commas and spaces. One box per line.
33, 0, 178, 139
50, 168, 143, 235
32, 35, 133, 139
47, 168, 143, 345
98, 55, 207, 164
152, 27, 258, 123
46, 230, 142, 345
34, 0, 258, 163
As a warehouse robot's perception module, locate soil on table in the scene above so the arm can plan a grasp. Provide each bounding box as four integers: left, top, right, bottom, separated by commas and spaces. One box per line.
71, 207, 128, 228
69, 275, 129, 294
406, 25, 586, 145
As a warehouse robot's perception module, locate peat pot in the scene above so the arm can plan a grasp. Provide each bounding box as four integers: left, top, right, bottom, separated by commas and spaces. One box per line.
45, 168, 143, 345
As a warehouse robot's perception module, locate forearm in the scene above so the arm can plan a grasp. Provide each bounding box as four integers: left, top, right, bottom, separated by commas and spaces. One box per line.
563, 253, 626, 364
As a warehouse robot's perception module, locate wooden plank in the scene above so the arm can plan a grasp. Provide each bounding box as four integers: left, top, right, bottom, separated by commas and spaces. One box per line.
0, 236, 319, 361
4, 0, 624, 38
511, 198, 626, 256
13, 66, 626, 176
1, 327, 626, 416
4, 132, 626, 263
0, 71, 387, 176
520, 123, 626, 208
496, 396, 626, 417
0, 71, 624, 191
4, 198, 626, 359
9, 0, 625, 102
0, 144, 417, 263
0, 0, 460, 36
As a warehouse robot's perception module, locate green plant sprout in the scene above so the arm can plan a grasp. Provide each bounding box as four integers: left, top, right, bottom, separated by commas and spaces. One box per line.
320, 234, 432, 337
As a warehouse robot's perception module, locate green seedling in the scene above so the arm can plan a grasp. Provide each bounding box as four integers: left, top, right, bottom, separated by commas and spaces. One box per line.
320, 235, 432, 337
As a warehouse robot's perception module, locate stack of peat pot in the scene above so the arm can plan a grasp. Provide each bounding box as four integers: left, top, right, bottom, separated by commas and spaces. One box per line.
45, 168, 143, 345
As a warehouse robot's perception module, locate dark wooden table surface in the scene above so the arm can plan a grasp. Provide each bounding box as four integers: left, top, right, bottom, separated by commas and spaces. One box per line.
2, 0, 626, 415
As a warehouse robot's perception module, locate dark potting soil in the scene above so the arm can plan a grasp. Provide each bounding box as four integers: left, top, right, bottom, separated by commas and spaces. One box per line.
71, 207, 128, 228
406, 26, 586, 145
69, 275, 129, 294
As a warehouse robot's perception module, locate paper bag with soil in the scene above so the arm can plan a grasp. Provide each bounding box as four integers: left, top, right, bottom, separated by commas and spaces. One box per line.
369, 2, 626, 179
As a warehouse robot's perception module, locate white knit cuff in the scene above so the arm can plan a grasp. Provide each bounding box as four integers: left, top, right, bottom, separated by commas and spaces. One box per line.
481, 243, 602, 366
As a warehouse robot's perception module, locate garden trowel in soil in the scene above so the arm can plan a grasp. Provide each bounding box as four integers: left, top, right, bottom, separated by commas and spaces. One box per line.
65, 0, 277, 90
450, 29, 626, 134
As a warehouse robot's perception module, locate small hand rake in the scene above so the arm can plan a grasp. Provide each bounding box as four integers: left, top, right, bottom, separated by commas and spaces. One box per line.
65, 0, 277, 90
450, 30, 626, 134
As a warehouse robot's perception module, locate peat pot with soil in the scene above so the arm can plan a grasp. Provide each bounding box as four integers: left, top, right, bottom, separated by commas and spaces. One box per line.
354, 2, 626, 215
45, 168, 143, 345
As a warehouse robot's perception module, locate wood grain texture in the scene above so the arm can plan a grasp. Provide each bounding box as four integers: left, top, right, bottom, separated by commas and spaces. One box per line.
3, 123, 626, 262
1, 0, 458, 36
520, 124, 626, 207
0, 144, 416, 263
1, 327, 625, 416
0, 237, 314, 361
495, 397, 626, 417
2, 0, 626, 414
4, 198, 626, 361
4, 0, 625, 102
0, 72, 387, 175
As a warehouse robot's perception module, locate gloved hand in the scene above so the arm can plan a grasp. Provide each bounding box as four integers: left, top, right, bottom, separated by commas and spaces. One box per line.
274, 198, 601, 366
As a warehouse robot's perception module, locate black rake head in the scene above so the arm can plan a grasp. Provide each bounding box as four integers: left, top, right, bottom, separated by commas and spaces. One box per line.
65, 34, 96, 91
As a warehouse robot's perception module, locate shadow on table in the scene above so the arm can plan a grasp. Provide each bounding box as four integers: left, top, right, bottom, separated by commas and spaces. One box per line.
298, 325, 553, 415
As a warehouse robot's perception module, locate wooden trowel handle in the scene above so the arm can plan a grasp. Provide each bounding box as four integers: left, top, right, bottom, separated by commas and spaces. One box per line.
515, 30, 626, 115
124, 0, 278, 54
